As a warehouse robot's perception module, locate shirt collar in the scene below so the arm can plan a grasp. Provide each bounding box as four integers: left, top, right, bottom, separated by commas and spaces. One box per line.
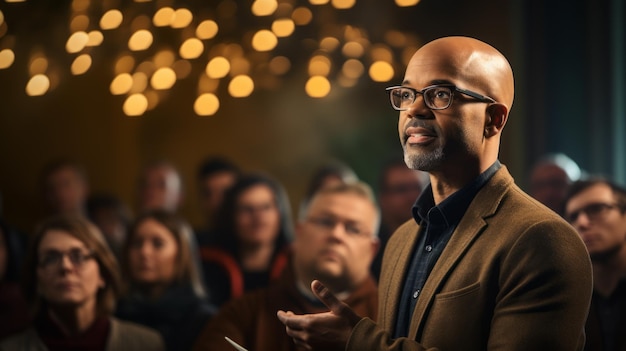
412, 160, 502, 226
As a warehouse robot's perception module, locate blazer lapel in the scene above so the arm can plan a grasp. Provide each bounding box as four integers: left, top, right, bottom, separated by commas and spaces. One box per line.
407, 167, 514, 339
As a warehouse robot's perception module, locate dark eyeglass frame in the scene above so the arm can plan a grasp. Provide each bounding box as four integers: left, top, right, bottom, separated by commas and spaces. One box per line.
385, 84, 496, 111
306, 216, 371, 238
565, 202, 623, 224
38, 249, 96, 270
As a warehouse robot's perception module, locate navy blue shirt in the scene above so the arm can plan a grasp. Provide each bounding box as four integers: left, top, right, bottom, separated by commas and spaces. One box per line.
393, 161, 501, 338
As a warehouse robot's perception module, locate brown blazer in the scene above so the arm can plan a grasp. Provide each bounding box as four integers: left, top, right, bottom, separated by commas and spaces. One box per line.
348, 166, 593, 351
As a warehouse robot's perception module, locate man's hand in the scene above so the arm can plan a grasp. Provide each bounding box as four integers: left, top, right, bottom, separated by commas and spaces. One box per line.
277, 280, 363, 350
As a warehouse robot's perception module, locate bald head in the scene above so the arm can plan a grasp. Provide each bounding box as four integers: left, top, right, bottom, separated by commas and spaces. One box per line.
407, 36, 515, 111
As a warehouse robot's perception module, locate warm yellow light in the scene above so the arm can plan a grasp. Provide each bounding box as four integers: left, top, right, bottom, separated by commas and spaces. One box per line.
251, 0, 278, 16
198, 74, 219, 93
251, 30, 278, 52
153, 50, 175, 68
342, 59, 364, 79
305, 76, 331, 98
395, 0, 420, 6
26, 74, 50, 96
292, 7, 313, 25
309, 0, 329, 4
100, 9, 123, 30
123, 93, 148, 116
180, 38, 204, 59
0, 49, 15, 69
0, 10, 4, 26
331, 0, 356, 9
128, 30, 153, 51
110, 73, 133, 95
29, 57, 48, 75
86, 30, 103, 46
269, 56, 290, 75
171, 8, 193, 28
228, 75, 254, 97
115, 55, 135, 74
308, 55, 331, 76
151, 67, 176, 90
369, 61, 395, 82
384, 30, 407, 47
342, 41, 364, 58
337, 73, 358, 88
71, 54, 92, 75
196, 20, 218, 39
371, 45, 393, 62
153, 7, 174, 27
4, 0, 27, 3
320, 37, 340, 52
66, 31, 89, 53
272, 19, 295, 37
130, 72, 148, 93
70, 15, 89, 32
205, 57, 230, 78
72, 0, 90, 12
194, 93, 220, 116
173, 60, 192, 79
145, 90, 159, 111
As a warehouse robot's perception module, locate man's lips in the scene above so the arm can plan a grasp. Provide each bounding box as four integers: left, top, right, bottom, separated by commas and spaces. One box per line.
405, 126, 436, 144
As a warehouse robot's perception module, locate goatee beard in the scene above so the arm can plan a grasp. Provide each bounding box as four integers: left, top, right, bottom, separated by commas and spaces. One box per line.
403, 145, 444, 172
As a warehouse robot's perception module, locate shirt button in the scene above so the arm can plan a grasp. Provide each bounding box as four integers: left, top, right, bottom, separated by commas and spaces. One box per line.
425, 245, 432, 252
413, 290, 420, 299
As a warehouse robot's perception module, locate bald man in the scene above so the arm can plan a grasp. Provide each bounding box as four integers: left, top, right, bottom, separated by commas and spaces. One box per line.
277, 36, 592, 350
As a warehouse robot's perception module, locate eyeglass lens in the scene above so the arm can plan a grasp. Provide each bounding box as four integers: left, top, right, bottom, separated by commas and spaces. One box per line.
566, 203, 617, 223
39, 249, 94, 269
390, 86, 453, 110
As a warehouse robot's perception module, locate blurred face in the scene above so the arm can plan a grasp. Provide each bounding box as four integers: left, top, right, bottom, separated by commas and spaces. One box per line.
200, 171, 237, 218
45, 166, 88, 215
294, 192, 379, 292
128, 218, 178, 286
565, 183, 626, 261
37, 230, 103, 309
234, 184, 281, 246
530, 164, 570, 213
380, 166, 425, 228
139, 166, 182, 212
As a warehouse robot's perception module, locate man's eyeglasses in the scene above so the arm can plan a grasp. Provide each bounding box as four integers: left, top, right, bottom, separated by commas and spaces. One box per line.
385, 84, 496, 111
565, 202, 623, 224
38, 249, 95, 270
306, 216, 370, 238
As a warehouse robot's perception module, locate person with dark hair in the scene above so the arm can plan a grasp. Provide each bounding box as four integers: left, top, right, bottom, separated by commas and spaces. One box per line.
528, 152, 584, 216
0, 215, 164, 350
564, 178, 626, 351
195, 156, 241, 246
199, 173, 294, 308
277, 36, 591, 351
40, 159, 90, 218
115, 210, 215, 351
86, 193, 132, 260
0, 219, 30, 340
193, 182, 379, 351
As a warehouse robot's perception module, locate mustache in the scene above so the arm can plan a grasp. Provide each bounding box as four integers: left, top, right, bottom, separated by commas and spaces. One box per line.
403, 120, 437, 134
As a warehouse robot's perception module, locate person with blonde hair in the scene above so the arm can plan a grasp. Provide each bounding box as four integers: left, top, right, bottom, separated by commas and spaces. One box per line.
0, 215, 164, 350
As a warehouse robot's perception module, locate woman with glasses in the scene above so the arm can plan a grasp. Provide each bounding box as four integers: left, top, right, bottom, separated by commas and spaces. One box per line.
0, 215, 164, 350
115, 210, 215, 351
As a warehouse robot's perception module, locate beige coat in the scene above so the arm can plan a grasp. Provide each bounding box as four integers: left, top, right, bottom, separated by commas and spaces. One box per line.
348, 166, 593, 351
0, 317, 165, 351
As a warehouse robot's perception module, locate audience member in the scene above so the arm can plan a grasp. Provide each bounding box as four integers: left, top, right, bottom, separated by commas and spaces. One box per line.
193, 181, 379, 351
40, 159, 90, 217
0, 219, 30, 340
529, 152, 583, 216
371, 158, 429, 280
136, 160, 183, 214
115, 210, 215, 351
195, 156, 241, 246
298, 160, 359, 219
277, 36, 592, 351
564, 178, 626, 351
87, 193, 132, 260
199, 173, 293, 307
0, 215, 164, 350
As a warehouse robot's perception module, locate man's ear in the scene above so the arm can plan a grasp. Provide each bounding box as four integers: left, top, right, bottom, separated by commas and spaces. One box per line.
484, 103, 508, 138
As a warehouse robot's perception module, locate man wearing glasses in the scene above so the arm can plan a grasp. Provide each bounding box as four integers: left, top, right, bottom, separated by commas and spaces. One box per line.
564, 179, 626, 351
278, 36, 592, 350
